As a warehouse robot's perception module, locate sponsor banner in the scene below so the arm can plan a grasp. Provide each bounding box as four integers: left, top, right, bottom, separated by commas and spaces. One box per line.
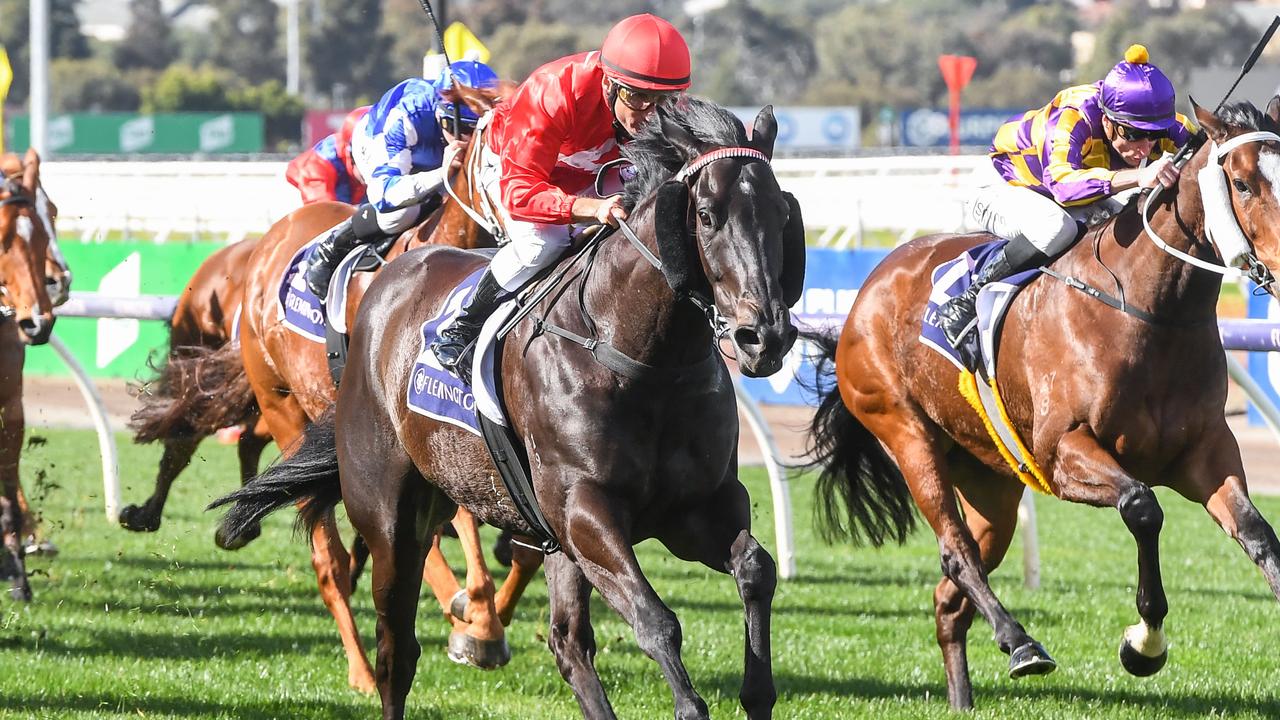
8, 113, 263, 154
737, 248, 891, 405
28, 240, 224, 378
728, 106, 861, 151
900, 108, 1021, 148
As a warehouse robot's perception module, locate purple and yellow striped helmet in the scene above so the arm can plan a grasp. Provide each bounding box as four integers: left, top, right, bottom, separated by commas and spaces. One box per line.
1101, 45, 1179, 132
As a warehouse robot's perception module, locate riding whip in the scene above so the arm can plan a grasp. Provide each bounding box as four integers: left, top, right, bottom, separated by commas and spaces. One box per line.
415, 0, 463, 132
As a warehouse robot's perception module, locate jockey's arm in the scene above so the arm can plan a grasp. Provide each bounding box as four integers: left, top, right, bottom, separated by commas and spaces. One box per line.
1042, 106, 1117, 207
369, 106, 447, 212
496, 81, 583, 225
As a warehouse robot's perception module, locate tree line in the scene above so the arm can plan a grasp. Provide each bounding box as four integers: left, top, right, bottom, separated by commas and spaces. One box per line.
0, 0, 1255, 150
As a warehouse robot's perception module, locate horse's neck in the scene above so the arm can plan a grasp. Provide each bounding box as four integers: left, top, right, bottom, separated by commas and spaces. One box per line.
1070, 153, 1222, 321
580, 210, 713, 367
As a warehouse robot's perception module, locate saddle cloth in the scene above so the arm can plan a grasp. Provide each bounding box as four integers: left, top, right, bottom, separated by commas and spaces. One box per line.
920, 239, 1041, 377
405, 265, 517, 435
277, 232, 379, 342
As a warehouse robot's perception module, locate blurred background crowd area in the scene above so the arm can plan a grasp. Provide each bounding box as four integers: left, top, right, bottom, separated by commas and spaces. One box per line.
4, 0, 1280, 154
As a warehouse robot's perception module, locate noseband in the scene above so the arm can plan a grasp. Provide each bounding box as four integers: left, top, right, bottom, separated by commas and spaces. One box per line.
0, 178, 32, 208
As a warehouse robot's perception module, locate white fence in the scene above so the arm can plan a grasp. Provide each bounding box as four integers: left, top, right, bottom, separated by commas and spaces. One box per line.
39, 157, 997, 244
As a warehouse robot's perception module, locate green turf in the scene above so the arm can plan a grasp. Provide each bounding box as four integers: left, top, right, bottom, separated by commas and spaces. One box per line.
2, 428, 1279, 719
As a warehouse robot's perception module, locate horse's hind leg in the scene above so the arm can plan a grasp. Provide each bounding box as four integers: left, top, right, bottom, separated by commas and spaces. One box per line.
495, 538, 544, 626
1179, 425, 1280, 599
866, 410, 1052, 698
119, 435, 200, 532
545, 550, 615, 719
660, 478, 776, 719
309, 509, 376, 693
561, 486, 709, 720
934, 459, 1024, 710
1054, 427, 1169, 676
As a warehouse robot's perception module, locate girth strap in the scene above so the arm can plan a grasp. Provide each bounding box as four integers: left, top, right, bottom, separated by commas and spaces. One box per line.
1039, 266, 1183, 327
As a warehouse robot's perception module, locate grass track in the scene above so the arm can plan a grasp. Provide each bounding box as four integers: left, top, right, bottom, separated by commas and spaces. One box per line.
1, 428, 1279, 719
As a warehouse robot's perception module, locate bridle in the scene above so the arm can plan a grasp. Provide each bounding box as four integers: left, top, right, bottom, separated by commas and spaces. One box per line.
0, 176, 32, 208
1142, 129, 1280, 291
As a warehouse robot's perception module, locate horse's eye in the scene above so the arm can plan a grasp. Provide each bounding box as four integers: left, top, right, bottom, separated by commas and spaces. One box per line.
1233, 178, 1252, 196
697, 209, 714, 228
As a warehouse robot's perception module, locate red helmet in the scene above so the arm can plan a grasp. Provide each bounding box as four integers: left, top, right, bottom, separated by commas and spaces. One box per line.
600, 14, 691, 92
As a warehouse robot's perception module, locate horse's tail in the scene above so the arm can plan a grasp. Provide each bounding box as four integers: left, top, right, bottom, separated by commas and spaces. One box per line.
801, 329, 917, 547
208, 411, 342, 546
129, 342, 256, 443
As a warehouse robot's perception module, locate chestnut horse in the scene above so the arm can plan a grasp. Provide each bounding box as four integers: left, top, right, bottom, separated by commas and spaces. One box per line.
806, 99, 1280, 710
214, 98, 804, 720
122, 238, 270, 535
0, 149, 59, 601
217, 82, 541, 692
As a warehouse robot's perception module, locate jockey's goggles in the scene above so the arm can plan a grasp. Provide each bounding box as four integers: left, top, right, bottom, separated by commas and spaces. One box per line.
613, 82, 675, 111
1113, 123, 1166, 142
438, 113, 478, 137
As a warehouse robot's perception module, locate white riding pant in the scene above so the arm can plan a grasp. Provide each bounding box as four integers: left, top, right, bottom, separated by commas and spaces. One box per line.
966, 183, 1126, 256
478, 144, 619, 292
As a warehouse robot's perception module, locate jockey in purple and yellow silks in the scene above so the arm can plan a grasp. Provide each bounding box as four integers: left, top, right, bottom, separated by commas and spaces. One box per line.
937, 44, 1198, 346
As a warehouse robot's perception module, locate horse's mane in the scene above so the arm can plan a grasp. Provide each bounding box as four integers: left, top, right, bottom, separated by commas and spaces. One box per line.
621, 96, 750, 210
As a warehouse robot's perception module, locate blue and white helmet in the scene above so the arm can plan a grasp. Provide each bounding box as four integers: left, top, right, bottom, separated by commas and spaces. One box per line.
435, 60, 499, 122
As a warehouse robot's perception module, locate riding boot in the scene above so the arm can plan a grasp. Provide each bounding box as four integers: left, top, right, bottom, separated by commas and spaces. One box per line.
305, 204, 391, 300
937, 237, 1048, 346
432, 268, 510, 382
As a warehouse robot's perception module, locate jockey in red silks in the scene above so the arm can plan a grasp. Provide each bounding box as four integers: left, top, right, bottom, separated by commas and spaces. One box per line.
285, 105, 371, 206
432, 13, 692, 375
936, 44, 1196, 346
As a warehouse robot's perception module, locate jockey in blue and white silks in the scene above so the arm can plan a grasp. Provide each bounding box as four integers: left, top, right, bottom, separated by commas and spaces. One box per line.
304, 59, 500, 299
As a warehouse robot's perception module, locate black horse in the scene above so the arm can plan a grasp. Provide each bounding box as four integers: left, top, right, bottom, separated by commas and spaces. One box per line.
213, 97, 804, 720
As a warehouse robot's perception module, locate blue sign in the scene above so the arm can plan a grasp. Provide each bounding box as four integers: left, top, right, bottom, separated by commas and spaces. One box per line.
728, 106, 861, 150
900, 108, 1021, 148
738, 248, 891, 406
1246, 289, 1280, 427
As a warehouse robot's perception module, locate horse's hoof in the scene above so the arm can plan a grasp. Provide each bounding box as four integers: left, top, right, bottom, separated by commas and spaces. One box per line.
1009, 641, 1057, 678
22, 536, 58, 557
1120, 637, 1168, 677
118, 505, 161, 532
447, 631, 511, 670
449, 589, 470, 622
214, 521, 262, 551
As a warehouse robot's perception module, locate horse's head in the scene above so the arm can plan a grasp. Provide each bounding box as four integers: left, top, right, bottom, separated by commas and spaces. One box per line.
1190, 97, 1280, 296
626, 99, 803, 377
0, 150, 56, 344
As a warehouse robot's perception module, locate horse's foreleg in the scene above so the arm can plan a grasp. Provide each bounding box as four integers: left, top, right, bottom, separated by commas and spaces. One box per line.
444, 506, 511, 669
119, 435, 199, 533
661, 480, 775, 720
0, 367, 28, 600
545, 551, 615, 719
1180, 428, 1280, 599
1054, 427, 1168, 676
494, 537, 544, 626
563, 488, 709, 720
309, 509, 376, 693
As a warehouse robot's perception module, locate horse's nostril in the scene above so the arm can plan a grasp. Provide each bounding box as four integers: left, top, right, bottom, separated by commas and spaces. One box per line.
734, 326, 761, 349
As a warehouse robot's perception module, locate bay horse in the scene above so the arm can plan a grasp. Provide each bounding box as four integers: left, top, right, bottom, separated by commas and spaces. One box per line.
0, 148, 59, 601
212, 81, 541, 692
121, 237, 270, 535
806, 99, 1280, 710
213, 97, 804, 720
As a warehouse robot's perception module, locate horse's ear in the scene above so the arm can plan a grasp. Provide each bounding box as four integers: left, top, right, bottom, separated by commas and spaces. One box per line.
752, 105, 778, 160
780, 191, 806, 307
1191, 97, 1227, 143
1267, 95, 1280, 125
660, 113, 704, 162
654, 180, 705, 295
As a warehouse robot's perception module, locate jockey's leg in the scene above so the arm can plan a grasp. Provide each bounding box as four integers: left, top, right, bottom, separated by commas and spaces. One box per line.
938, 184, 1073, 345
305, 203, 416, 299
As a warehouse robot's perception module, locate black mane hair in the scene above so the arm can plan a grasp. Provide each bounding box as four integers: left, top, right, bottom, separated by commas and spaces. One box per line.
1216, 100, 1277, 133
621, 95, 749, 210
